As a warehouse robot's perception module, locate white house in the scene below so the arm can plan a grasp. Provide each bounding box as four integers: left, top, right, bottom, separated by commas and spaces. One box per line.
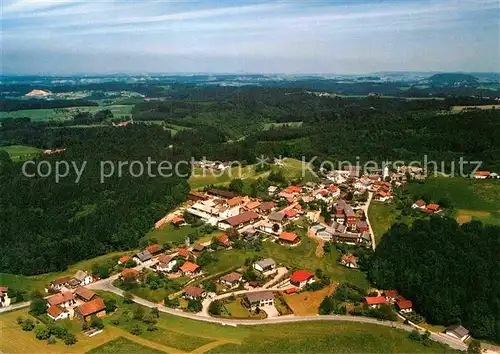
244, 291, 274, 310
268, 186, 278, 196
445, 325, 470, 342
156, 255, 177, 272
73, 270, 93, 286
47, 305, 72, 320
46, 292, 76, 309
253, 258, 276, 272
0, 286, 11, 307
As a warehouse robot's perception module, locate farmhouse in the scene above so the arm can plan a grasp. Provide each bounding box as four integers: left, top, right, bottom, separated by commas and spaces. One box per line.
220, 211, 260, 229
364, 295, 386, 308
49, 276, 72, 291
47, 292, 76, 308
134, 250, 152, 264
74, 298, 106, 322
268, 212, 285, 223
289, 270, 315, 288
396, 297, 413, 313
184, 287, 206, 300
118, 255, 131, 265
219, 272, 243, 288
120, 268, 139, 281
244, 291, 274, 310
0, 286, 11, 307
180, 261, 200, 275
445, 325, 470, 342
412, 200, 426, 209
177, 248, 192, 260
253, 258, 276, 272
157, 254, 177, 272
74, 287, 98, 302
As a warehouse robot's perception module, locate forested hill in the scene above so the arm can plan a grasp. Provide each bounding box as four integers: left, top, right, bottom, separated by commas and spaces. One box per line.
0, 125, 189, 275
370, 217, 500, 341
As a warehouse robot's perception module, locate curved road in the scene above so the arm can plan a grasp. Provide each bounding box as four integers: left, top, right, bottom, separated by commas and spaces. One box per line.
87, 277, 467, 351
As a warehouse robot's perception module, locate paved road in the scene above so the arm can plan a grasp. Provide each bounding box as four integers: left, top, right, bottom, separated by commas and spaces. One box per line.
0, 301, 30, 314
87, 278, 467, 351
362, 191, 377, 250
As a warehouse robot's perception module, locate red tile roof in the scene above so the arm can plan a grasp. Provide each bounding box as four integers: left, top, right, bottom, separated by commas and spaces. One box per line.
227, 197, 243, 207
47, 292, 74, 306
121, 268, 139, 279
177, 248, 191, 259
146, 244, 162, 254
224, 211, 260, 227
74, 287, 97, 301
290, 270, 314, 283
415, 200, 426, 207
47, 305, 65, 318
217, 234, 232, 246
51, 276, 72, 286
365, 296, 387, 305
185, 287, 204, 297
119, 256, 131, 264
279, 231, 298, 243
384, 290, 399, 298
180, 261, 199, 273
287, 185, 302, 193
474, 171, 490, 176
283, 209, 298, 218
76, 298, 105, 317
171, 216, 185, 224
397, 297, 413, 309
285, 288, 297, 294
427, 203, 440, 211
259, 202, 275, 211
245, 201, 261, 210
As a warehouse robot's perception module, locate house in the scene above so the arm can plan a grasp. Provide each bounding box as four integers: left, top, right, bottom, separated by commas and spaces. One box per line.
244, 291, 274, 310
268, 186, 278, 196
445, 325, 470, 342
253, 258, 276, 272
374, 191, 393, 202
283, 208, 299, 220
364, 296, 386, 308
396, 297, 413, 313
156, 254, 177, 272
473, 171, 490, 179
356, 220, 369, 232
227, 197, 244, 208
219, 272, 243, 288
268, 212, 285, 224
245, 200, 261, 210
49, 276, 72, 291
74, 298, 106, 322
384, 290, 399, 303
341, 254, 358, 269
207, 189, 236, 199
279, 231, 300, 245
426, 203, 440, 213
216, 233, 233, 247
118, 255, 131, 265
259, 201, 275, 214
145, 244, 162, 255
289, 270, 315, 288
72, 270, 93, 286
220, 211, 260, 229
183, 287, 206, 300
180, 261, 200, 275
310, 224, 326, 234
412, 200, 426, 209
258, 220, 280, 234
316, 230, 334, 241
120, 268, 140, 281
334, 232, 362, 245
0, 286, 11, 307
47, 305, 71, 321
188, 190, 208, 202
177, 248, 192, 260
47, 292, 76, 308
171, 216, 185, 226
133, 250, 152, 264
193, 244, 206, 252
74, 287, 98, 302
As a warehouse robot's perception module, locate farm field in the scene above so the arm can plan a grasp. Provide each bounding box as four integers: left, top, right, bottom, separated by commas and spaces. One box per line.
0, 144, 42, 161
188, 157, 312, 190
0, 251, 127, 293
1, 291, 457, 354
263, 121, 303, 130
451, 104, 499, 112
283, 284, 337, 315
406, 177, 500, 225
0, 105, 134, 122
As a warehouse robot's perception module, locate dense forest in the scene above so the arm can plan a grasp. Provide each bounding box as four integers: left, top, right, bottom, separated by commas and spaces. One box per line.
369, 217, 500, 341
0, 126, 189, 275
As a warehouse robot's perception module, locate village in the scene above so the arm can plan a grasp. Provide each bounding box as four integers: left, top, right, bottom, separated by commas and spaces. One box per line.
0, 161, 477, 351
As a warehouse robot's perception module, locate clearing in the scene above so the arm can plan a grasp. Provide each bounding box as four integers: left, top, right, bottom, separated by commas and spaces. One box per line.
0, 105, 134, 122
368, 201, 402, 243
144, 223, 220, 246
451, 105, 499, 112
0, 145, 42, 161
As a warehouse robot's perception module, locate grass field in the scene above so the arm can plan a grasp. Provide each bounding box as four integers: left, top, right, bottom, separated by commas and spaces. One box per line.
0, 105, 134, 122
86, 337, 164, 354
144, 223, 220, 246
368, 201, 402, 243
0, 251, 127, 293
406, 177, 500, 225
220, 298, 266, 319
0, 144, 42, 161
1, 291, 457, 354
284, 284, 336, 315
188, 157, 313, 190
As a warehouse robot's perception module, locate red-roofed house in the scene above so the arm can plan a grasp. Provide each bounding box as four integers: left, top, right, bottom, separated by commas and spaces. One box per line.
245, 200, 261, 210
177, 248, 192, 260
279, 231, 300, 245
46, 292, 75, 308
426, 204, 440, 213
180, 261, 200, 275
184, 287, 206, 300
290, 270, 315, 288
283, 208, 299, 220
146, 244, 162, 255
47, 305, 71, 320
396, 297, 413, 313
118, 255, 131, 265
287, 185, 302, 193
384, 290, 399, 303
412, 200, 426, 209
120, 268, 139, 281
171, 216, 185, 225
216, 233, 233, 247
74, 298, 106, 322
364, 296, 386, 308
474, 171, 490, 179
227, 197, 244, 207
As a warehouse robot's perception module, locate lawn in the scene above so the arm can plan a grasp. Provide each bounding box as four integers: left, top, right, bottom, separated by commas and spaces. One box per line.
188, 157, 312, 190
283, 284, 337, 315
0, 251, 127, 293
0, 105, 134, 122
220, 298, 266, 319
86, 337, 164, 354
0, 144, 42, 161
406, 177, 500, 225
368, 201, 401, 243
144, 223, 220, 246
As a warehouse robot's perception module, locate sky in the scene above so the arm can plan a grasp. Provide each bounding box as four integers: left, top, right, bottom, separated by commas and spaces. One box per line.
1, 0, 499, 74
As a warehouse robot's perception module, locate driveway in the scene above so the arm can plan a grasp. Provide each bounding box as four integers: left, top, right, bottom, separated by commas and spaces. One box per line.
262, 305, 280, 318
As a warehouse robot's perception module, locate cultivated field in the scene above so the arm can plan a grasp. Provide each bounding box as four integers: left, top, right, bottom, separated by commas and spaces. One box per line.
0, 145, 42, 161
0, 105, 134, 122
86, 337, 164, 354
451, 105, 499, 112
284, 284, 337, 315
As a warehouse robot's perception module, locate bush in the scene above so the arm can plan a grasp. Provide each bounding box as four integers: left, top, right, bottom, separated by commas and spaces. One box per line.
63, 333, 77, 346
209, 300, 223, 316
187, 299, 202, 313
21, 319, 35, 331
104, 298, 117, 313
16, 316, 24, 325
35, 324, 51, 340
90, 315, 104, 330
48, 323, 68, 339
130, 324, 142, 336
30, 298, 47, 316
47, 336, 56, 345
123, 291, 134, 304
147, 324, 158, 332
111, 319, 120, 325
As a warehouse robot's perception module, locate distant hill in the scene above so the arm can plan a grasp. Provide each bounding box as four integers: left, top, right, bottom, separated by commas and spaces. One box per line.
427, 73, 478, 85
